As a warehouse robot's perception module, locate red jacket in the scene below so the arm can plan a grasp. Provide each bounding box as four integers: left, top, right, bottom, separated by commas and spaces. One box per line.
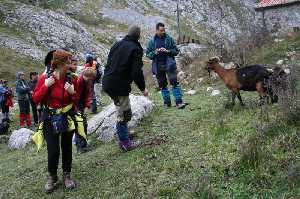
76, 74, 92, 109
33, 74, 78, 109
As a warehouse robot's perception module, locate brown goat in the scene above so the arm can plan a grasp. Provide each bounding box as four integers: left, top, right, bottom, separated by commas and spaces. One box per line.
206, 57, 273, 105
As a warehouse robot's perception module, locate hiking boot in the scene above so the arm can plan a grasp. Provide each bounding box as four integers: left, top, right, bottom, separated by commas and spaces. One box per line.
119, 139, 141, 152
63, 172, 76, 189
164, 103, 171, 108
176, 103, 186, 109
44, 175, 58, 193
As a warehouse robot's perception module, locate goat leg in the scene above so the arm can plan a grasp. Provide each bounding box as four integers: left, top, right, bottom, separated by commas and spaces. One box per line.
231, 91, 236, 105
237, 92, 245, 106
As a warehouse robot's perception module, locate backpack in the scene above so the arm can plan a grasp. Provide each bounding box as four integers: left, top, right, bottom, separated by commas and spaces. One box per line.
94, 62, 103, 83
0, 86, 7, 106
0, 118, 10, 135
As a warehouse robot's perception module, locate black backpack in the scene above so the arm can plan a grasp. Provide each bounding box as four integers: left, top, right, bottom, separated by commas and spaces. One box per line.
95, 62, 103, 83
0, 118, 10, 135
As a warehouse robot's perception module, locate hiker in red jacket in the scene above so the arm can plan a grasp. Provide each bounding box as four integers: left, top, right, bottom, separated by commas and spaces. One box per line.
74, 67, 96, 153
33, 49, 78, 193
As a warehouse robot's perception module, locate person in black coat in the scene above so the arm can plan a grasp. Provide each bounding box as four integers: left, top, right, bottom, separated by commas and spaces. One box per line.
28, 72, 39, 125
102, 25, 148, 152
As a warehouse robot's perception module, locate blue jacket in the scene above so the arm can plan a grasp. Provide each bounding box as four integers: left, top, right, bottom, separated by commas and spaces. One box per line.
146, 34, 179, 74
0, 85, 7, 106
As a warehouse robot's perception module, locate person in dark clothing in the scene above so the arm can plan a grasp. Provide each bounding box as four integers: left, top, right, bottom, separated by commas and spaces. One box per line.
102, 25, 148, 152
146, 22, 186, 109
16, 71, 32, 128
28, 72, 39, 125
0, 80, 13, 121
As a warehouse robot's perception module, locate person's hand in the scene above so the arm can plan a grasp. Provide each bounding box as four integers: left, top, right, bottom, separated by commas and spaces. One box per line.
45, 77, 55, 87
83, 107, 89, 115
160, 47, 167, 52
64, 82, 75, 95
155, 49, 160, 55
143, 88, 149, 97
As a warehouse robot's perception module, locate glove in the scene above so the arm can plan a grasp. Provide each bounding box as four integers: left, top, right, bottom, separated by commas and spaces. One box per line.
45, 77, 55, 87
64, 82, 75, 95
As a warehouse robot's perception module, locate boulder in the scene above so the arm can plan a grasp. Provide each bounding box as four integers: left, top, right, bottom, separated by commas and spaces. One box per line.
186, 90, 197, 96
8, 128, 34, 149
211, 90, 221, 96
87, 95, 154, 142
276, 60, 284, 65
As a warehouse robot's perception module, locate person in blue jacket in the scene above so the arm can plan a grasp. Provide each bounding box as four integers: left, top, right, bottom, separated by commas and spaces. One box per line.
146, 22, 185, 109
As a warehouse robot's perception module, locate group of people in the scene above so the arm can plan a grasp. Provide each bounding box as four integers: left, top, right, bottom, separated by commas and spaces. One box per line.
0, 79, 13, 134
2, 22, 185, 193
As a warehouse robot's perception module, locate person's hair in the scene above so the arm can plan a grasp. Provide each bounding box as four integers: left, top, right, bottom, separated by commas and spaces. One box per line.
44, 50, 56, 66
82, 67, 96, 78
29, 72, 38, 79
156, 22, 165, 30
86, 56, 94, 64
128, 25, 141, 39
52, 49, 72, 69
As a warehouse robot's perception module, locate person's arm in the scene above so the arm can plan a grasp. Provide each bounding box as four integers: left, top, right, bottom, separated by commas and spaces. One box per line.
167, 37, 179, 57
131, 49, 146, 92
84, 81, 92, 109
69, 78, 80, 104
145, 39, 156, 60
32, 75, 49, 104
16, 81, 30, 94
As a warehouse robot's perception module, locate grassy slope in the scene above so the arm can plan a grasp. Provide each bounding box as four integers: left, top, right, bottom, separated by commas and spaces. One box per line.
0, 86, 299, 198
0, 47, 43, 87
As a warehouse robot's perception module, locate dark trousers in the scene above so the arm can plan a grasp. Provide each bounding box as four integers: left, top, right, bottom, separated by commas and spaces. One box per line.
30, 99, 38, 124
1, 104, 9, 114
156, 62, 178, 89
91, 82, 97, 113
18, 100, 30, 114
44, 121, 74, 175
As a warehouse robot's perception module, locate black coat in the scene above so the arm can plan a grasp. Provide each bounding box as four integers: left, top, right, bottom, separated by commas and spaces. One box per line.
102, 35, 146, 97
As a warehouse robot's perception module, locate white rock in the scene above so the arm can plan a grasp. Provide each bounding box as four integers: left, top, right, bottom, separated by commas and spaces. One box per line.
274, 39, 284, 43
224, 62, 235, 69
284, 68, 291, 74
211, 90, 221, 96
8, 128, 34, 149
207, 87, 213, 91
197, 78, 204, 83
87, 95, 154, 142
177, 71, 186, 80
186, 90, 197, 96
276, 60, 284, 65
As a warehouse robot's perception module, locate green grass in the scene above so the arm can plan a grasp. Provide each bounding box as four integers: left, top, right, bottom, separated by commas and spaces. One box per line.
250, 34, 300, 65
0, 47, 43, 87
0, 85, 299, 198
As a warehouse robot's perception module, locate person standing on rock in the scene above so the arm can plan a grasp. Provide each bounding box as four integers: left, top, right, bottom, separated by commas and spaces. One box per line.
16, 71, 32, 128
102, 25, 148, 152
146, 22, 186, 109
33, 50, 78, 193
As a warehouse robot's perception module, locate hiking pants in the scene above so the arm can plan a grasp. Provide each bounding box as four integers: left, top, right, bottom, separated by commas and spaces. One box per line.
44, 121, 74, 175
